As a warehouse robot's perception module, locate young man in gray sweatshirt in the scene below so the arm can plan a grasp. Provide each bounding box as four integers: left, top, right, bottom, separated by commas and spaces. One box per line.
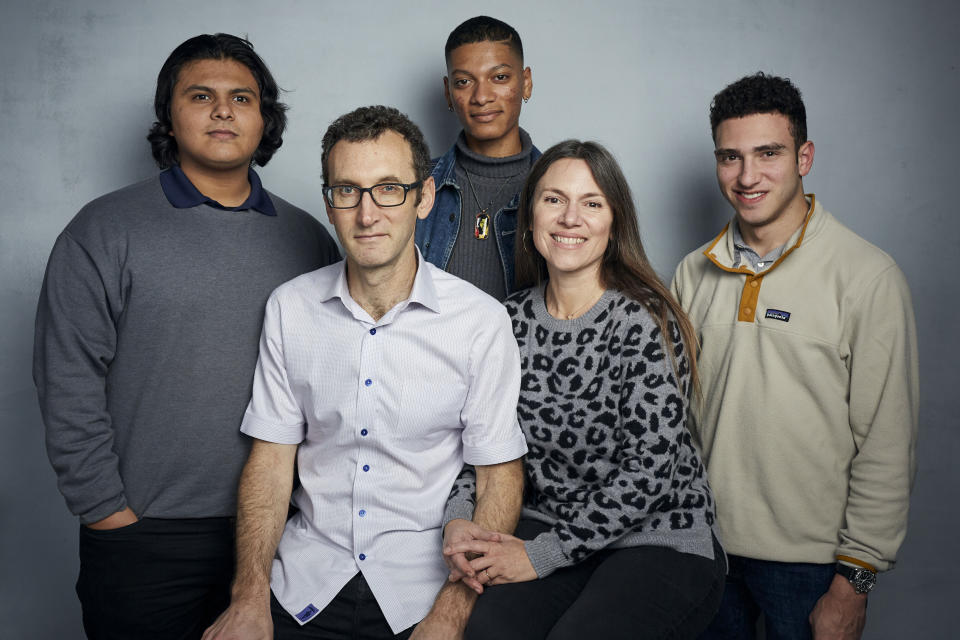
33, 33, 339, 639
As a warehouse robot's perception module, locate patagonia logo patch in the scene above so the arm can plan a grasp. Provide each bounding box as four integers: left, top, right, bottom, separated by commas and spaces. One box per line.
295, 604, 319, 623
765, 309, 791, 322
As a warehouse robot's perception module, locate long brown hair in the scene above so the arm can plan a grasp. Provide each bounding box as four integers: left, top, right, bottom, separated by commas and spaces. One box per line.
515, 140, 700, 396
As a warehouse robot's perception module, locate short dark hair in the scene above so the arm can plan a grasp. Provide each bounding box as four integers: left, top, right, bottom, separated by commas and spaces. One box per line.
709, 72, 807, 150
321, 106, 431, 200
445, 16, 523, 64
147, 33, 288, 169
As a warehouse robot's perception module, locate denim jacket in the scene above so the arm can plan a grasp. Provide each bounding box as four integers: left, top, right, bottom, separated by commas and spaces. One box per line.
415, 141, 541, 296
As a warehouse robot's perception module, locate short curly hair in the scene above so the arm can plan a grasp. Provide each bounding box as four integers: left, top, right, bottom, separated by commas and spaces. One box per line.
321, 106, 431, 200
147, 33, 288, 169
710, 72, 807, 150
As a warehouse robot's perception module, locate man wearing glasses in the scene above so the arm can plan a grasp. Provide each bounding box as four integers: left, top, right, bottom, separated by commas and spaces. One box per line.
204, 106, 527, 640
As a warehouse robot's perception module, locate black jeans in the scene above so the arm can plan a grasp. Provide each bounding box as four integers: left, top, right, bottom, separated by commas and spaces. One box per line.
76, 517, 234, 640
271, 572, 414, 639
465, 519, 726, 640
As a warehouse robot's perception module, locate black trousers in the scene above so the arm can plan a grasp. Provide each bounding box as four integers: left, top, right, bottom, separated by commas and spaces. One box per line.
465, 519, 726, 640
271, 572, 414, 639
76, 517, 234, 640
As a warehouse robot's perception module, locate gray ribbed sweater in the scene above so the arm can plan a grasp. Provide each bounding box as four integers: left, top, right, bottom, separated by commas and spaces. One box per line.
34, 175, 339, 523
445, 287, 717, 577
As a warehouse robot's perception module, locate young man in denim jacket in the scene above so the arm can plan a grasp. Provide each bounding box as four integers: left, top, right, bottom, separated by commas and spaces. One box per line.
415, 16, 539, 300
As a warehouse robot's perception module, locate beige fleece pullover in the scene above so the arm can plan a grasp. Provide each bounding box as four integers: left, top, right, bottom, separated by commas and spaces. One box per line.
671, 196, 918, 571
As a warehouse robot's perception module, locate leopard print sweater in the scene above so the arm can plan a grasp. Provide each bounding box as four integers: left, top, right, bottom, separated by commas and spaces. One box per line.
445, 286, 717, 578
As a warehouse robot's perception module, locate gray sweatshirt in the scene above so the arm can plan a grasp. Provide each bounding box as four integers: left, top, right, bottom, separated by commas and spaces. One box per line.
34, 174, 339, 523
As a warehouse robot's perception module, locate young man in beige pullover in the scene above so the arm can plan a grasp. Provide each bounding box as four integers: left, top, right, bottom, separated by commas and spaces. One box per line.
672, 73, 918, 640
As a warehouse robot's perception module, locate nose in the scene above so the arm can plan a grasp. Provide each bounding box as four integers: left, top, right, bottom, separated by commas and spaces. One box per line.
560, 201, 582, 227
738, 157, 760, 187
212, 97, 234, 120
356, 190, 380, 227
471, 79, 493, 105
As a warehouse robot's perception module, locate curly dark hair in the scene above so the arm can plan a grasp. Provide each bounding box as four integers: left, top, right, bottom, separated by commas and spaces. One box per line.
320, 106, 431, 202
147, 33, 288, 169
709, 72, 807, 150
445, 16, 523, 64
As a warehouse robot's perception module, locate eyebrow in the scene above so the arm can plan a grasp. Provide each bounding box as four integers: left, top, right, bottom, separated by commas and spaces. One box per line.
182, 84, 258, 97
330, 175, 405, 186
450, 63, 514, 76
714, 142, 787, 157
540, 187, 607, 199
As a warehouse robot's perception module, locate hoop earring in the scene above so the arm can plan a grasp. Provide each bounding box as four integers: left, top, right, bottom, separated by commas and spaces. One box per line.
523, 97, 529, 104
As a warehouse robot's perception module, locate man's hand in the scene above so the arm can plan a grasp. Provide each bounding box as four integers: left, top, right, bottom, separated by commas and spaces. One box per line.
85, 506, 138, 530
444, 533, 536, 587
409, 610, 464, 640
201, 599, 272, 640
442, 518, 501, 592
810, 573, 867, 640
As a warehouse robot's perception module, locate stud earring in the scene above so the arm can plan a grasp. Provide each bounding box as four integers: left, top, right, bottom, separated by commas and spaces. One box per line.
447, 105, 454, 112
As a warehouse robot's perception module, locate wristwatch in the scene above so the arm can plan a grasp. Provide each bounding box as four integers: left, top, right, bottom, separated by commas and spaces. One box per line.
836, 563, 877, 594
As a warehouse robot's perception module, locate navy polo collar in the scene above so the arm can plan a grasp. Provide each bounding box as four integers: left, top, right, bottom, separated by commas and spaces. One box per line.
159, 165, 277, 216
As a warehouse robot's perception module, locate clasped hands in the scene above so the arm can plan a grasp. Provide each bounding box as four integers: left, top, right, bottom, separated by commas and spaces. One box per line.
441, 519, 537, 594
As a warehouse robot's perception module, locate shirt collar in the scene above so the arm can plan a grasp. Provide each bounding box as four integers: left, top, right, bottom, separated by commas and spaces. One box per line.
159, 165, 277, 216
319, 248, 442, 322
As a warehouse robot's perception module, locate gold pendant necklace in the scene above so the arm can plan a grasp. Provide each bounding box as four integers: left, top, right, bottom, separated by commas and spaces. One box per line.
463, 170, 514, 241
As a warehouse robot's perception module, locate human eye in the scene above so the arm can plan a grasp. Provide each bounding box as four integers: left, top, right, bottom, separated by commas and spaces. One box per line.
191, 93, 210, 101
233, 95, 250, 103
718, 153, 739, 164
493, 73, 510, 82
454, 77, 471, 88
335, 185, 356, 195
584, 200, 604, 209
542, 195, 563, 205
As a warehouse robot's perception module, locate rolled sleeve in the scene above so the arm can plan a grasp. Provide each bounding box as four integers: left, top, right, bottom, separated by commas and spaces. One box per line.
460, 305, 527, 466
240, 294, 306, 445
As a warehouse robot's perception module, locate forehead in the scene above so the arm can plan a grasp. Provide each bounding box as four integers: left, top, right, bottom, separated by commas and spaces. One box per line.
327, 130, 416, 183
174, 57, 259, 92
447, 40, 522, 73
715, 112, 793, 149
538, 158, 603, 194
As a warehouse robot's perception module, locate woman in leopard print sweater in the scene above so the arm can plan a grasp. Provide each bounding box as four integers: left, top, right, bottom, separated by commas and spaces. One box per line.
443, 140, 726, 639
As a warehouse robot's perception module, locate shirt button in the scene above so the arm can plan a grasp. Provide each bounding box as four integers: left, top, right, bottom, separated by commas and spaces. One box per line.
358, 509, 366, 517
744, 308, 753, 316
750, 280, 758, 288
369, 328, 377, 335
358, 553, 366, 561
364, 378, 372, 387
362, 464, 370, 472
360, 429, 368, 436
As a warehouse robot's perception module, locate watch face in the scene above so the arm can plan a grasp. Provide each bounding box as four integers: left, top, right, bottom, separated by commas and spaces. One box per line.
851, 568, 876, 593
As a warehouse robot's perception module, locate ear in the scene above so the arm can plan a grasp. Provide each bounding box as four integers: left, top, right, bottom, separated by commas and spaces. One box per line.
417, 176, 436, 220
522, 66, 533, 101
797, 140, 815, 177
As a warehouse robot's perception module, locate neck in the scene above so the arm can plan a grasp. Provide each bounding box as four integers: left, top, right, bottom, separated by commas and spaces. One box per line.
179, 161, 252, 207
739, 191, 811, 256
345, 246, 419, 322
544, 267, 606, 320
464, 128, 522, 158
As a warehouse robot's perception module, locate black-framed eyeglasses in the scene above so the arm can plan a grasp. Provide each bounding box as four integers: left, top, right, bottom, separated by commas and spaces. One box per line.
322, 181, 423, 209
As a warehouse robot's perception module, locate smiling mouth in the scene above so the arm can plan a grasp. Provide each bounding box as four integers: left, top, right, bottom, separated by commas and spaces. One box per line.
471, 111, 501, 122
736, 191, 767, 202
552, 234, 585, 245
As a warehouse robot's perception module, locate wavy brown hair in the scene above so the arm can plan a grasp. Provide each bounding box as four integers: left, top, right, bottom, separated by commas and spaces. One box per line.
515, 139, 699, 395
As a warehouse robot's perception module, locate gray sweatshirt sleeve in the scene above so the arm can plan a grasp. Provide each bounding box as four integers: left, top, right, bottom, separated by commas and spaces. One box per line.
33, 230, 127, 524
442, 465, 478, 528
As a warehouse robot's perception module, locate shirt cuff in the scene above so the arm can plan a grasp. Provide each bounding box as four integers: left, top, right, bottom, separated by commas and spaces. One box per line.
240, 411, 305, 445
462, 430, 527, 466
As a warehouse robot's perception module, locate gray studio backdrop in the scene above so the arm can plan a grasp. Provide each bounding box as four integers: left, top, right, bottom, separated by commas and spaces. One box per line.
2, 1, 957, 637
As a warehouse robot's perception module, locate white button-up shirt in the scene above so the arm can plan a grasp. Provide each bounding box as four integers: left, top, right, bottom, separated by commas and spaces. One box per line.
240, 254, 527, 632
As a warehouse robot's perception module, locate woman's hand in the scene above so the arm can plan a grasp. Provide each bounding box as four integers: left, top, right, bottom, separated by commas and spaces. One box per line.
444, 533, 537, 586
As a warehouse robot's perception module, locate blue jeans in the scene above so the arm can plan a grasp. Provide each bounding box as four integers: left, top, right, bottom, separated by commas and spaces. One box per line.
699, 554, 835, 640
